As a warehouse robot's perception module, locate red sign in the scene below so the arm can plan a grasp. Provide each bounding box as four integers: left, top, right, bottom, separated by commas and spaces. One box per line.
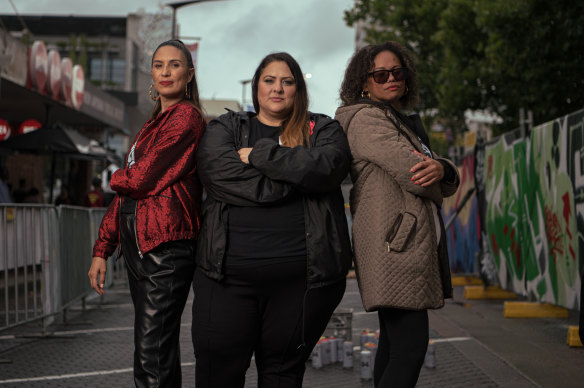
47, 50, 62, 100
185, 42, 198, 69
0, 119, 11, 141
29, 41, 48, 93
19, 119, 42, 135
60, 58, 73, 105
71, 65, 85, 110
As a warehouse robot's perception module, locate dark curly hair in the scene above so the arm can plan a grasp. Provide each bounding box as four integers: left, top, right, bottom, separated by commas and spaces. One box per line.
339, 41, 418, 110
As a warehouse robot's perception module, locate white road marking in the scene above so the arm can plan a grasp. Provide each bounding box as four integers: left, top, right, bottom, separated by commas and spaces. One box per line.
0, 323, 190, 339
0, 363, 196, 384
431, 337, 472, 343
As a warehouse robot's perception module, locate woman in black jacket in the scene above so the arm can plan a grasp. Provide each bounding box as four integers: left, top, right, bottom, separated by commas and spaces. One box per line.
192, 52, 352, 387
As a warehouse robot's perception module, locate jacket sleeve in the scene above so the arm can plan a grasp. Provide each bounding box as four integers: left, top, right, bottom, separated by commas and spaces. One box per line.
348, 108, 442, 203
248, 118, 350, 193
197, 117, 293, 206
110, 107, 205, 199
92, 196, 120, 259
436, 156, 460, 197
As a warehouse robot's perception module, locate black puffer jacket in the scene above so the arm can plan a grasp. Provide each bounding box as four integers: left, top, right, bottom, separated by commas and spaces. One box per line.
195, 110, 352, 289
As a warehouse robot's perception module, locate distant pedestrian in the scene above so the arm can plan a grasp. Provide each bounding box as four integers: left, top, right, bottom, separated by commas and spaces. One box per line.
12, 178, 27, 203
84, 177, 104, 207
193, 52, 352, 387
23, 186, 41, 203
335, 41, 460, 388
88, 39, 206, 387
0, 167, 11, 203
54, 185, 71, 206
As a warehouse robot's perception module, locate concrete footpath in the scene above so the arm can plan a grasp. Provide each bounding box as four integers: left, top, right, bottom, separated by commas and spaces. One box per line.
0, 277, 582, 387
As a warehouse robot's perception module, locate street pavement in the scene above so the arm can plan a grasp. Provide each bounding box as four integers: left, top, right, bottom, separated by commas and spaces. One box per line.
0, 277, 582, 387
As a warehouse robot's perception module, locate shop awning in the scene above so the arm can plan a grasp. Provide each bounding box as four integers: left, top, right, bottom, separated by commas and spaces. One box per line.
0, 77, 128, 134
0, 126, 119, 163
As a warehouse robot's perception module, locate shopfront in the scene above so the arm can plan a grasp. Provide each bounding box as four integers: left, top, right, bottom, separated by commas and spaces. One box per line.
0, 32, 128, 205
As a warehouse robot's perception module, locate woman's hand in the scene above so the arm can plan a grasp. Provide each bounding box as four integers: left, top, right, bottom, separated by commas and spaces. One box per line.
410, 150, 444, 187
88, 257, 107, 295
238, 148, 253, 164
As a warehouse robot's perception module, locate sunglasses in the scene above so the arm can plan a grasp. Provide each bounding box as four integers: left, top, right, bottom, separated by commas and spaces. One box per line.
368, 68, 408, 83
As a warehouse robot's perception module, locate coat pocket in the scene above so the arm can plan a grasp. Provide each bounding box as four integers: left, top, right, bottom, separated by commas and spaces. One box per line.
385, 212, 417, 253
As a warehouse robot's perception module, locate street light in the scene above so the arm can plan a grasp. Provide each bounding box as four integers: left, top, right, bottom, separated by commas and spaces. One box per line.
166, 0, 227, 39
240, 79, 252, 111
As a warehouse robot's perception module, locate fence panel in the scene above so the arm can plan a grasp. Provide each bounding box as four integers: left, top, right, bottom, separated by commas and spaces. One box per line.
58, 206, 95, 308
0, 205, 58, 330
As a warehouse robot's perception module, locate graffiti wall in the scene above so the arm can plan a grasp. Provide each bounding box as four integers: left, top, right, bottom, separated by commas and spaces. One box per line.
443, 154, 480, 274
479, 109, 583, 309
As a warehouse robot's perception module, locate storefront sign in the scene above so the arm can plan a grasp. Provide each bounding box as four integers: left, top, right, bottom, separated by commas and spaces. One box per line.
19, 119, 42, 134
82, 84, 125, 130
29, 41, 48, 93
27, 41, 85, 110
47, 50, 62, 100
71, 65, 85, 110
0, 119, 11, 141
60, 57, 72, 105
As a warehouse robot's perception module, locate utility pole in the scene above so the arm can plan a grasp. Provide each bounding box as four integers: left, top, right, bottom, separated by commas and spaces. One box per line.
519, 108, 533, 138
166, 0, 227, 40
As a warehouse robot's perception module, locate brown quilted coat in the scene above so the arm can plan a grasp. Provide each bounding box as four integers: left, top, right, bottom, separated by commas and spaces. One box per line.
335, 103, 460, 311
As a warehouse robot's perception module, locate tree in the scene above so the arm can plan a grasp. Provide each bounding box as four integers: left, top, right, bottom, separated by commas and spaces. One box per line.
345, 0, 584, 136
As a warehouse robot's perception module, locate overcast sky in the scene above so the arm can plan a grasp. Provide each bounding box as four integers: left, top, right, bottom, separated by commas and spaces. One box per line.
8, 0, 357, 117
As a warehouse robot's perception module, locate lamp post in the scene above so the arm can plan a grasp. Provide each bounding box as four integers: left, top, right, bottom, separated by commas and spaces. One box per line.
240, 79, 252, 111
166, 0, 226, 40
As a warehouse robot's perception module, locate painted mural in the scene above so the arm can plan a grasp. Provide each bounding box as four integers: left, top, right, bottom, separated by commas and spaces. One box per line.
443, 154, 480, 274
478, 109, 583, 309
527, 110, 583, 308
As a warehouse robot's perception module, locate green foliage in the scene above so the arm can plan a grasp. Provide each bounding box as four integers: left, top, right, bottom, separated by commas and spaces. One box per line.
77, 35, 88, 74
428, 130, 450, 157
345, 0, 584, 135
68, 35, 77, 64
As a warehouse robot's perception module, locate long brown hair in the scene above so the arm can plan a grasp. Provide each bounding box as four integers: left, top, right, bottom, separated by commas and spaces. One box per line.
251, 52, 310, 147
149, 39, 203, 120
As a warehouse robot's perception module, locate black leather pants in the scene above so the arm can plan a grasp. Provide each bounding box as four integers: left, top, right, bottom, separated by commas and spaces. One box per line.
121, 213, 195, 388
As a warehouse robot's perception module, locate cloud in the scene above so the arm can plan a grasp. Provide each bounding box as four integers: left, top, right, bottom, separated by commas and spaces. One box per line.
12, 0, 357, 115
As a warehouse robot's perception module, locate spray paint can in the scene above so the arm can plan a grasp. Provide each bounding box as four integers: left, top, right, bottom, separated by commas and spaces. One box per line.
360, 329, 370, 349
321, 338, 331, 365
336, 338, 344, 363
328, 336, 337, 363
364, 342, 378, 371
424, 339, 436, 369
311, 341, 323, 369
366, 332, 377, 346
343, 341, 353, 369
360, 349, 372, 380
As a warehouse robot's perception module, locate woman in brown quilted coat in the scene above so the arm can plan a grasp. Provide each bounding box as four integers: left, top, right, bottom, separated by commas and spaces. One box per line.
335, 41, 460, 388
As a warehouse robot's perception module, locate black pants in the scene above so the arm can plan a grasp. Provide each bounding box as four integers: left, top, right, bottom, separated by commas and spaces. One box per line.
374, 308, 429, 388
121, 213, 195, 388
191, 262, 346, 388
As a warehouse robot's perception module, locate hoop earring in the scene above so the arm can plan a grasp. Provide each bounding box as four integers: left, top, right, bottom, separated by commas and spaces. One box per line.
149, 84, 160, 101
404, 85, 409, 95
361, 90, 370, 99
185, 83, 190, 99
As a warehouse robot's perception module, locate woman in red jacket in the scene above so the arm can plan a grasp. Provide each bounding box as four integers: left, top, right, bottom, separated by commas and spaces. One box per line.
88, 39, 205, 387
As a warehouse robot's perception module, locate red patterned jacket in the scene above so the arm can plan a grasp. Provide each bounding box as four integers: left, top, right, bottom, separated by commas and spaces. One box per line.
92, 101, 206, 258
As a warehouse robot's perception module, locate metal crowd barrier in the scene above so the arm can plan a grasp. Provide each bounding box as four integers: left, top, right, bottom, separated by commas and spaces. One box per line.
0, 204, 126, 332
